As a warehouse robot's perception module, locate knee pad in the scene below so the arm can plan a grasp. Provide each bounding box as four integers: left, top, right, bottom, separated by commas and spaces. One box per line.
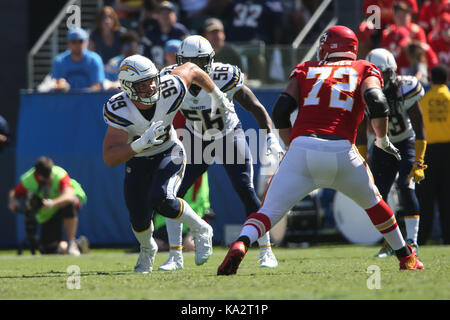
153, 197, 182, 219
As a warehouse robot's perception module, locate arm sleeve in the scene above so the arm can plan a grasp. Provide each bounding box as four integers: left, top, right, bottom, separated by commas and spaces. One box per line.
59, 173, 74, 192
14, 182, 27, 197
51, 57, 62, 79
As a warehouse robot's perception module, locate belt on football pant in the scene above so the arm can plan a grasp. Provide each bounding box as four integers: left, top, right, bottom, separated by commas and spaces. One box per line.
302, 133, 346, 140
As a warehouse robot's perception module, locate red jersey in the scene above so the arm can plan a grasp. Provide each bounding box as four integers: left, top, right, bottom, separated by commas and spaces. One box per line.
428, 31, 450, 67
381, 23, 427, 59
289, 59, 383, 144
362, 0, 419, 28
418, 0, 442, 34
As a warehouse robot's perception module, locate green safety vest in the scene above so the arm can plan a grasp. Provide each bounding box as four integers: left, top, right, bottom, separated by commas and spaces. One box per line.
20, 165, 87, 224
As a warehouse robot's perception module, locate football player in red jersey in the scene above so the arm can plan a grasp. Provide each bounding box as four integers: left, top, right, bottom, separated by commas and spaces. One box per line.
217, 25, 424, 275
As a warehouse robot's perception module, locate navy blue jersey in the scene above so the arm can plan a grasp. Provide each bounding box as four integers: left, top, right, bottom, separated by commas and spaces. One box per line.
140, 22, 190, 67
224, 0, 283, 44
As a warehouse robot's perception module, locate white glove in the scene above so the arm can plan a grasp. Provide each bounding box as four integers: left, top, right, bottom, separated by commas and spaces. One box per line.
210, 86, 235, 117
375, 135, 401, 160
130, 120, 166, 153
266, 132, 285, 162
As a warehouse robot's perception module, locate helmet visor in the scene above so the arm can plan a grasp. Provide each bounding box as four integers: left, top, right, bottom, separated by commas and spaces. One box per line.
177, 55, 212, 72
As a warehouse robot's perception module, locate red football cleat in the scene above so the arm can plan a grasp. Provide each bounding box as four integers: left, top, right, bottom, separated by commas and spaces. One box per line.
217, 241, 248, 276
398, 244, 424, 270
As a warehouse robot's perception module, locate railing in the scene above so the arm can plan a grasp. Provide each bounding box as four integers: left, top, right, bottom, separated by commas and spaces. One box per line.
27, 0, 101, 89
27, 0, 338, 89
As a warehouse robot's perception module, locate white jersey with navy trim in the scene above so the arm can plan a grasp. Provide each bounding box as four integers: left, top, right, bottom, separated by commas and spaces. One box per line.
103, 73, 187, 157
387, 75, 425, 143
161, 62, 243, 140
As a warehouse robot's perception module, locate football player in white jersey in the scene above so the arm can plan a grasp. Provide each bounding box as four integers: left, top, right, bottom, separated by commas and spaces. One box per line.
157, 35, 284, 271
358, 48, 427, 257
102, 54, 234, 273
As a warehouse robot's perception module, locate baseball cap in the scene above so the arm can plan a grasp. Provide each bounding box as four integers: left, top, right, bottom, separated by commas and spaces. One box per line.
203, 18, 224, 33
67, 28, 87, 41
165, 39, 182, 53
159, 1, 175, 11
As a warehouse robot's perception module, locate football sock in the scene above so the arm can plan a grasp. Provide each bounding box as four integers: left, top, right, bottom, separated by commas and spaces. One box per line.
257, 232, 272, 249
237, 236, 251, 248
173, 198, 207, 232
238, 212, 272, 246
132, 222, 154, 249
165, 218, 183, 250
404, 215, 420, 244
365, 200, 406, 250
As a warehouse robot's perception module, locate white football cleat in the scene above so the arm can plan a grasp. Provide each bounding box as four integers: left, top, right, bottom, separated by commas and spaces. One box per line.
68, 241, 81, 256
192, 224, 213, 265
259, 247, 278, 268
158, 252, 184, 271
134, 237, 158, 274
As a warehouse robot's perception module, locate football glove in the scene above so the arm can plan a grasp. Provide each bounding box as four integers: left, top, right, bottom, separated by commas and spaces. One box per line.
266, 133, 285, 162
375, 135, 401, 160
131, 120, 166, 153
408, 162, 428, 184
210, 86, 235, 117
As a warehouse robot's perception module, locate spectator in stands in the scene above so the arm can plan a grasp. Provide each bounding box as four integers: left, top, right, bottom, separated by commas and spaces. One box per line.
110, 0, 143, 30
163, 39, 181, 66
202, 18, 243, 71
8, 156, 88, 255
416, 65, 450, 245
286, 0, 323, 44
362, 0, 419, 29
89, 6, 127, 64
104, 30, 140, 88
0, 114, 10, 153
381, 1, 427, 54
138, 0, 160, 36
141, 1, 190, 68
177, 0, 219, 33
404, 40, 429, 86
418, 0, 449, 35
51, 28, 104, 91
428, 12, 450, 68
223, 0, 284, 45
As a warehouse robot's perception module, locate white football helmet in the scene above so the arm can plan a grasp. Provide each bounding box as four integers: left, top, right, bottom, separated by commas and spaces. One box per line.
118, 54, 160, 105
365, 48, 397, 90
176, 35, 215, 73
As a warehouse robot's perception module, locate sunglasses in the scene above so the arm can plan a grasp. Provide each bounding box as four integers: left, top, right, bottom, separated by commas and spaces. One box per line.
69, 39, 84, 44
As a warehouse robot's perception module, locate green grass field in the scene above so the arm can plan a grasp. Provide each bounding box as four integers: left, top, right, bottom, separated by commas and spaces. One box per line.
0, 245, 449, 300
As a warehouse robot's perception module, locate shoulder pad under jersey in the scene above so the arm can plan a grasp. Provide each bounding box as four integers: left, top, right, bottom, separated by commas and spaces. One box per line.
210, 62, 244, 93
103, 92, 134, 128
397, 75, 425, 109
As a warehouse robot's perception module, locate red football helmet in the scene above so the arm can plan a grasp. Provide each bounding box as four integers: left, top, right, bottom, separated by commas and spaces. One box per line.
317, 25, 359, 61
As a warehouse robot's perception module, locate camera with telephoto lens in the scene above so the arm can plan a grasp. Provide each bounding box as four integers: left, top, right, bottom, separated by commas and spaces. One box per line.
16, 192, 41, 255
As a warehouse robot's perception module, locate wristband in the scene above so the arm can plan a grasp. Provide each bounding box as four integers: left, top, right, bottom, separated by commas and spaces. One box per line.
210, 86, 223, 101
47, 199, 54, 208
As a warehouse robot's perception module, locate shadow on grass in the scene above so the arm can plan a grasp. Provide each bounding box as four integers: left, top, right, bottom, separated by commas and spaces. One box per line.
0, 270, 133, 279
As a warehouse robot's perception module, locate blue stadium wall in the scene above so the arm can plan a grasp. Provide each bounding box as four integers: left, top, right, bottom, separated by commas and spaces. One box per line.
10, 89, 281, 247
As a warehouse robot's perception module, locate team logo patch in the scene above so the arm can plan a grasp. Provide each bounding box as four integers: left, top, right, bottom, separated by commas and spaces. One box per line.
119, 64, 140, 75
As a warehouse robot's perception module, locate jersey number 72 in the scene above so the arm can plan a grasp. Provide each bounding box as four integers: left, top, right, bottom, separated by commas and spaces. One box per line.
303, 67, 359, 112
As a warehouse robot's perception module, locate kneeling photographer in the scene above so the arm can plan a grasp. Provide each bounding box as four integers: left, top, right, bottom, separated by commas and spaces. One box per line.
8, 156, 88, 255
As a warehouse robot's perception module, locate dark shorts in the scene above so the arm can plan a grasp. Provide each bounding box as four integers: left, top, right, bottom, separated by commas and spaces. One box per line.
124, 142, 185, 231
40, 203, 78, 252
